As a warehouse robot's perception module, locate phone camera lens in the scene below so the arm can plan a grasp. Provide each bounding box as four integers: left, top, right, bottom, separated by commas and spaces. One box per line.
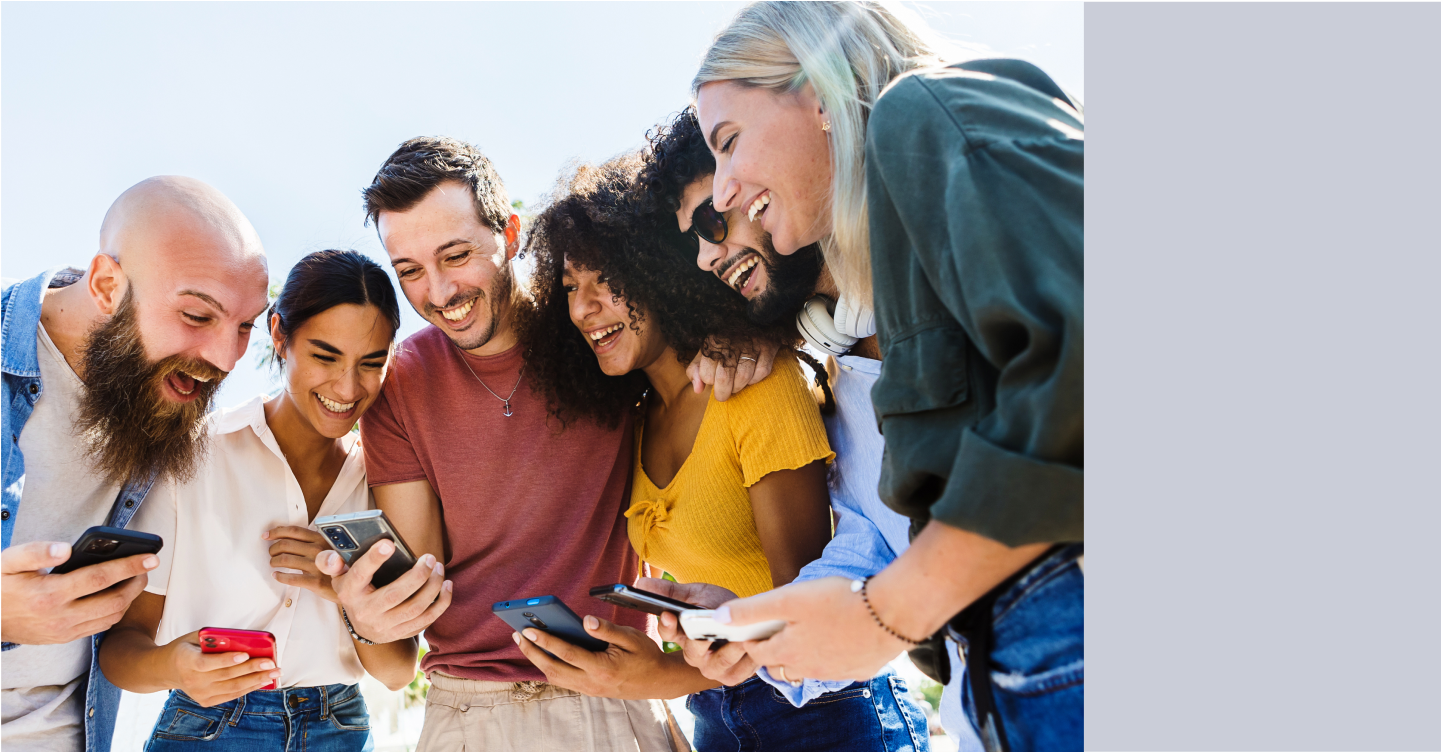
86, 539, 121, 555
522, 612, 549, 629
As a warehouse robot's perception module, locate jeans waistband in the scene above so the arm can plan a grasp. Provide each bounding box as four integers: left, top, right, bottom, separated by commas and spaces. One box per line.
182, 682, 360, 722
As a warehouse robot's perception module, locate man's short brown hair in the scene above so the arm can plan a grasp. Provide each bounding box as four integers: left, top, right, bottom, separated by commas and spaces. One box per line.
363, 136, 512, 232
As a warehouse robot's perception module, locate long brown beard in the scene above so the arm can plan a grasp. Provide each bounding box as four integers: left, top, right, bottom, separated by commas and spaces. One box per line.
74, 291, 226, 485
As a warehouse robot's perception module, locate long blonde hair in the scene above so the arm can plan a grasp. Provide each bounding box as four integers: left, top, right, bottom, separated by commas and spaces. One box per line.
693, 1, 948, 305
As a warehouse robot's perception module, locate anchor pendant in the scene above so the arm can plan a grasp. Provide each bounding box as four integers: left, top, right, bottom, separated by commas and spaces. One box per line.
503, 401, 513, 417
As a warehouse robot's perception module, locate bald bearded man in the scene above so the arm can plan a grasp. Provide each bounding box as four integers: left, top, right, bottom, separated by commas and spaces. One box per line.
1, 176, 269, 752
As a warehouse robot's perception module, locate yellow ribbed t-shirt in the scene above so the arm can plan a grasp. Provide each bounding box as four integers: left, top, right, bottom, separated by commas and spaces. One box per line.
625, 355, 835, 598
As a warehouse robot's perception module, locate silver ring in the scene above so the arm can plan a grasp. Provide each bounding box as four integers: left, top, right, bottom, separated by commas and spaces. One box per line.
739, 356, 757, 363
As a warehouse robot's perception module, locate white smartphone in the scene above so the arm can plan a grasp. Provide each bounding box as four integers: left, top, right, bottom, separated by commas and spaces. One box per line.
679, 609, 786, 642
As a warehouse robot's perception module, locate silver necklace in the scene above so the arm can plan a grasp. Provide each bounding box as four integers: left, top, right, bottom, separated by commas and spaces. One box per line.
455, 346, 525, 417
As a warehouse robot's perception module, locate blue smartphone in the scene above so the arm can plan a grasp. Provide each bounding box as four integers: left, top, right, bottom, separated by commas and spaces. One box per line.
492, 595, 609, 653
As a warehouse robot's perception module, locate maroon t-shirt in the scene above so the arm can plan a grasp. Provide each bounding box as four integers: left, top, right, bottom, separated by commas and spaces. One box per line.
361, 326, 642, 681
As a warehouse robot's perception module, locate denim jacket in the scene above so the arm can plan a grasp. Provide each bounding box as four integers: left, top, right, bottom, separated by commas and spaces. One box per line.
866, 59, 1085, 547
2, 267, 159, 752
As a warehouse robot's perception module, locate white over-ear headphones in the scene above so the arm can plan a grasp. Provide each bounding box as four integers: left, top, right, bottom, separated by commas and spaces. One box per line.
797, 295, 874, 357
832, 295, 876, 340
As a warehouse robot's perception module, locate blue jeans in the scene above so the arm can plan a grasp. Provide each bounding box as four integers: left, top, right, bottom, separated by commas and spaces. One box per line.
687, 667, 930, 751
953, 544, 1083, 752
144, 683, 373, 752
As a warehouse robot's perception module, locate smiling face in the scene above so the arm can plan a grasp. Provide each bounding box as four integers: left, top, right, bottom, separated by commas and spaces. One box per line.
678, 175, 824, 326
695, 81, 833, 256
125, 268, 271, 403
563, 261, 667, 377
274, 303, 394, 440
378, 180, 515, 353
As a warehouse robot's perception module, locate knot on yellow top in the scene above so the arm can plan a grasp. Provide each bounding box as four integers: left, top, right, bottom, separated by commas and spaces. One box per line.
623, 496, 674, 562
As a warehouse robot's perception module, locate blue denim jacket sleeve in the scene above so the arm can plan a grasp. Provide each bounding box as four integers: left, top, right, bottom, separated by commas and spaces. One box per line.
2, 268, 160, 751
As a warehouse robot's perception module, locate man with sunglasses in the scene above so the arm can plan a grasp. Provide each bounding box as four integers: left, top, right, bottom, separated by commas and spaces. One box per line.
635, 110, 978, 751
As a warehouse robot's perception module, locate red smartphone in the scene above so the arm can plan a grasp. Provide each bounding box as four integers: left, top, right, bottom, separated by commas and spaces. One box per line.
198, 627, 278, 690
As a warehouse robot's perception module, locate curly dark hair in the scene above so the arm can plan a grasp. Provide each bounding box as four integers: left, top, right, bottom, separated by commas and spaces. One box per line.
518, 152, 806, 429
638, 108, 713, 216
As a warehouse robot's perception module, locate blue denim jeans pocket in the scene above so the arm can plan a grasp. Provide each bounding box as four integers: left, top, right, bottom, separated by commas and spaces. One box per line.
960, 544, 1084, 752
147, 691, 235, 745
327, 685, 370, 732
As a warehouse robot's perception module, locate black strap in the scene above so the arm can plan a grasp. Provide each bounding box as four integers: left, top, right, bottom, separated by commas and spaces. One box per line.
949, 544, 1065, 752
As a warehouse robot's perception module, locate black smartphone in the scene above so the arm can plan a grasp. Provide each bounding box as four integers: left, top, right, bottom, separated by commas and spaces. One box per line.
313, 510, 420, 589
493, 596, 609, 653
590, 583, 699, 616
50, 526, 163, 575
590, 582, 726, 652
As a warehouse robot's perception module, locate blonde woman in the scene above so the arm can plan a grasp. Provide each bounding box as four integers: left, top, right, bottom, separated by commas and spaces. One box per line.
671, 3, 1085, 751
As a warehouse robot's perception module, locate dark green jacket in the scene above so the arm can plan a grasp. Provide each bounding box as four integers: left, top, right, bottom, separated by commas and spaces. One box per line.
866, 59, 1083, 547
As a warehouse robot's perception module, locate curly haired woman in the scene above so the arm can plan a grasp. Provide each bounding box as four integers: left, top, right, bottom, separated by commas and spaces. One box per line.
513, 154, 931, 752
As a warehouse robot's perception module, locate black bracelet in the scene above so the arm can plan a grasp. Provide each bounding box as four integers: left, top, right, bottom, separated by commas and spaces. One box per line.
853, 577, 927, 647
341, 607, 377, 646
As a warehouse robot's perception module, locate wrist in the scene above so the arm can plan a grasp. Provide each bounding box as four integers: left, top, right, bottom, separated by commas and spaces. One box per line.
341, 606, 378, 645
866, 560, 951, 643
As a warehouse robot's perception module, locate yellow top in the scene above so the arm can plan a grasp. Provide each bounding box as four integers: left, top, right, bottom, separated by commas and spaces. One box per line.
625, 355, 835, 598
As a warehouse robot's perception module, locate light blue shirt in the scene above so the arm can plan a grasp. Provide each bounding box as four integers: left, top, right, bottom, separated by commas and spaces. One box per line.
754, 353, 980, 752
756, 354, 908, 698
2, 268, 160, 752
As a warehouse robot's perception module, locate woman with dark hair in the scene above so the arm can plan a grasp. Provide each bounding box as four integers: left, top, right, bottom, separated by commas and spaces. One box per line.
516, 156, 929, 751
99, 249, 424, 752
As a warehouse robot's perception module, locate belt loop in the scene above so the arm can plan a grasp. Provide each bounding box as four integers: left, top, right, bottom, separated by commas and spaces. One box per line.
227, 693, 246, 727
320, 684, 329, 720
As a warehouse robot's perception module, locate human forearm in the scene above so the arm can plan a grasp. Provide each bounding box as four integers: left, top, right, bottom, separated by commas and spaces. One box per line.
652, 651, 722, 699
866, 519, 1049, 642
98, 625, 183, 693
356, 635, 420, 691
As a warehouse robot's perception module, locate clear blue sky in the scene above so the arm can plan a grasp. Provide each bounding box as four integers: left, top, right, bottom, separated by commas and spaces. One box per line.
2, 1, 1082, 408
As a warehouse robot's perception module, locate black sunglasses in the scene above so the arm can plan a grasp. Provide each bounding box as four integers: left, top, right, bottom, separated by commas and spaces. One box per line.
689, 198, 728, 245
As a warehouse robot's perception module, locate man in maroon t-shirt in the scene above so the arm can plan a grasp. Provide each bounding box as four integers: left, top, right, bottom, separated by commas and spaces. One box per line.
312, 137, 731, 751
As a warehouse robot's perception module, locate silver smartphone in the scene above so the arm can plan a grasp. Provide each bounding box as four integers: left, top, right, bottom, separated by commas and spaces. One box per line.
313, 509, 420, 588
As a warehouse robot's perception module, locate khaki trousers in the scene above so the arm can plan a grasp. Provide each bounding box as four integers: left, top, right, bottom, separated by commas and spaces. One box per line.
416, 673, 687, 752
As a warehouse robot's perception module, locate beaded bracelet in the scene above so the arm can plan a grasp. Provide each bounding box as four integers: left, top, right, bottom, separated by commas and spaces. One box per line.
852, 577, 927, 647
342, 607, 377, 646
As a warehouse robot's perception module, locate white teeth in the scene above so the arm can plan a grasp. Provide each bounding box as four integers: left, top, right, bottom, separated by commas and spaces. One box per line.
318, 394, 356, 413
589, 323, 624, 341
747, 194, 770, 222
727, 256, 761, 289
187, 373, 212, 383
441, 299, 475, 321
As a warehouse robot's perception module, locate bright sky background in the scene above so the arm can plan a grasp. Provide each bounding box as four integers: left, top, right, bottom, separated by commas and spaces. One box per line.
2, 1, 1082, 409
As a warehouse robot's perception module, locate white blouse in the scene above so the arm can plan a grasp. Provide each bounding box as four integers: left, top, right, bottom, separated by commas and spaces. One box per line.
132, 395, 369, 688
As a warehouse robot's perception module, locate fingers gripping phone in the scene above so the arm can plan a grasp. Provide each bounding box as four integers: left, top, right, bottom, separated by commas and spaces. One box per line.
50, 526, 163, 575
199, 627, 278, 690
589, 583, 699, 616
493, 596, 609, 654
591, 583, 728, 651
680, 610, 786, 643
314, 510, 419, 589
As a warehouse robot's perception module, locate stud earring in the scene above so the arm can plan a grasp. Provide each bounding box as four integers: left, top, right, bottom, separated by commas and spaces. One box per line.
821, 121, 831, 132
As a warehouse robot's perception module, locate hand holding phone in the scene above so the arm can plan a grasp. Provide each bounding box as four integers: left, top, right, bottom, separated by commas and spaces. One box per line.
315, 519, 452, 646
680, 610, 786, 643
493, 596, 608, 654
630, 578, 762, 687
314, 511, 419, 589
1, 532, 158, 646
166, 628, 280, 708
